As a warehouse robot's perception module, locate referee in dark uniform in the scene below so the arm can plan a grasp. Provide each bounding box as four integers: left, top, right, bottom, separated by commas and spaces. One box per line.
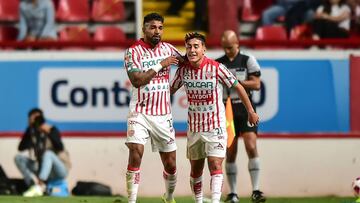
216, 30, 266, 203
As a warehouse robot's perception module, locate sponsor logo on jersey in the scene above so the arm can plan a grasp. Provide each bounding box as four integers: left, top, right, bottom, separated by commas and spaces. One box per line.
183, 81, 214, 89
142, 58, 162, 69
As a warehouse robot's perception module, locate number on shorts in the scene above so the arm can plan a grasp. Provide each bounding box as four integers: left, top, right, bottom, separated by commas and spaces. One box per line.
215, 128, 223, 135
167, 118, 173, 128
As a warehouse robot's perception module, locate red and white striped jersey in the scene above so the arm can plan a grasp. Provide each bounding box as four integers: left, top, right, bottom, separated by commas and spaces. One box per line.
124, 39, 181, 115
171, 57, 238, 132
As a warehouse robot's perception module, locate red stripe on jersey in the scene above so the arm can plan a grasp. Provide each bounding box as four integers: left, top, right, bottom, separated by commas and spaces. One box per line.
218, 66, 233, 87
218, 69, 228, 87
160, 91, 164, 115
215, 67, 220, 128
156, 91, 160, 115
211, 111, 215, 130
131, 49, 141, 69
146, 92, 150, 114
188, 112, 193, 132
157, 46, 161, 56
197, 112, 201, 132
140, 92, 145, 113
193, 112, 197, 132
140, 46, 147, 55
150, 92, 155, 115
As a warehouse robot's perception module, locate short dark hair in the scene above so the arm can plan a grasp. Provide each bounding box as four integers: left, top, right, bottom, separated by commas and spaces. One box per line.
185, 32, 206, 44
143, 13, 164, 25
28, 108, 43, 118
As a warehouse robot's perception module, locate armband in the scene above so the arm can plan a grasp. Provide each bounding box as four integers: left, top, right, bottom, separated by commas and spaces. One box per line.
151, 64, 163, 73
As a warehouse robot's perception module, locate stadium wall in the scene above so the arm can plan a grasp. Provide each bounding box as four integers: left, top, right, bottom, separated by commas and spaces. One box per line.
0, 50, 359, 197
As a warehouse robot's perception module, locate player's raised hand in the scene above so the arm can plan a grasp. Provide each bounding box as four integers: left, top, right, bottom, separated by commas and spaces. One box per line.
160, 56, 179, 67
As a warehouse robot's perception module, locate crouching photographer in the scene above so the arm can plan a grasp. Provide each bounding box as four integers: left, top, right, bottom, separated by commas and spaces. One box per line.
14, 108, 71, 197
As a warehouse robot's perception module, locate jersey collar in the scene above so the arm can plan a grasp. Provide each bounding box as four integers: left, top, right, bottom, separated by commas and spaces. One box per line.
138, 38, 161, 49
188, 56, 208, 69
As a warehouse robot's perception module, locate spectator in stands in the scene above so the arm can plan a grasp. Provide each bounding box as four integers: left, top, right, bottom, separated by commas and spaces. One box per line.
347, 0, 360, 33
166, 0, 207, 31
284, 0, 322, 35
14, 108, 70, 197
262, 0, 302, 26
312, 0, 351, 39
17, 0, 57, 41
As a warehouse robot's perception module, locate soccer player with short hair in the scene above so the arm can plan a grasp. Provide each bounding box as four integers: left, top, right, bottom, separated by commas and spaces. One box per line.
217, 30, 266, 203
170, 32, 259, 203
124, 13, 182, 203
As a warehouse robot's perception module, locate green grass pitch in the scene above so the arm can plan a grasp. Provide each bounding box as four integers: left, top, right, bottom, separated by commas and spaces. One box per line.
0, 196, 358, 203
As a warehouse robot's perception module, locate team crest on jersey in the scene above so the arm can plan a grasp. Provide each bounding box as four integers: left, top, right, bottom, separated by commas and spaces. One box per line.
162, 48, 170, 56
141, 52, 150, 59
183, 71, 191, 80
205, 71, 214, 79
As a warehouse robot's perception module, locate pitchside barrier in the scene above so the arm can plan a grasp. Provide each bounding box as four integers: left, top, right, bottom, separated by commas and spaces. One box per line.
0, 50, 359, 197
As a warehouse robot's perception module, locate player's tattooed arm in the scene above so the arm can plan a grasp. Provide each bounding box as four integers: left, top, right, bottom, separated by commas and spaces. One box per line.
127, 56, 179, 88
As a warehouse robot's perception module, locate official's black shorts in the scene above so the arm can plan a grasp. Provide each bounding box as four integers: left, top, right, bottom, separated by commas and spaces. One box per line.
227, 102, 258, 136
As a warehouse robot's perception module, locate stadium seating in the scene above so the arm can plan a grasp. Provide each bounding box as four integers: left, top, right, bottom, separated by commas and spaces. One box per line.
56, 0, 90, 22
92, 0, 126, 22
0, 26, 18, 41
0, 0, 19, 22
93, 26, 126, 49
241, 0, 273, 22
52, 0, 59, 9
255, 25, 287, 48
94, 26, 126, 42
58, 26, 91, 49
256, 25, 287, 40
290, 24, 312, 40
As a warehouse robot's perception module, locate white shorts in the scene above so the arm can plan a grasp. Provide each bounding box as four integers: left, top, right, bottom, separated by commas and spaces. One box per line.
186, 127, 227, 160
126, 111, 177, 153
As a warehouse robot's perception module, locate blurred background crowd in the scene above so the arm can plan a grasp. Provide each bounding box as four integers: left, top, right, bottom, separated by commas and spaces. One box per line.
0, 0, 359, 49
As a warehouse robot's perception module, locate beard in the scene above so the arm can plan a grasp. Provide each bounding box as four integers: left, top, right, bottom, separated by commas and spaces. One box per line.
150, 36, 161, 45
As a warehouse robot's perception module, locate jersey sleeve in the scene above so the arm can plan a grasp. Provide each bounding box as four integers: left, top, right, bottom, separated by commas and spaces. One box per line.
217, 63, 238, 88
171, 66, 184, 90
246, 54, 261, 77
124, 48, 141, 73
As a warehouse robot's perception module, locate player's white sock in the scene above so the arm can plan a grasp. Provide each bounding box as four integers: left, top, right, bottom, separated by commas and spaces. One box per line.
163, 169, 177, 201
190, 175, 203, 203
210, 170, 223, 203
126, 166, 140, 203
225, 162, 237, 194
248, 157, 260, 191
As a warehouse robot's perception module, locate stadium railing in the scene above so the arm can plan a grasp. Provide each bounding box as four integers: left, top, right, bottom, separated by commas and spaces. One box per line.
0, 38, 359, 49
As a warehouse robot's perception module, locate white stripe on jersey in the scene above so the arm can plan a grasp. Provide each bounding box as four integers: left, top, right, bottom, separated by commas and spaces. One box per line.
124, 39, 180, 116
171, 57, 237, 132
